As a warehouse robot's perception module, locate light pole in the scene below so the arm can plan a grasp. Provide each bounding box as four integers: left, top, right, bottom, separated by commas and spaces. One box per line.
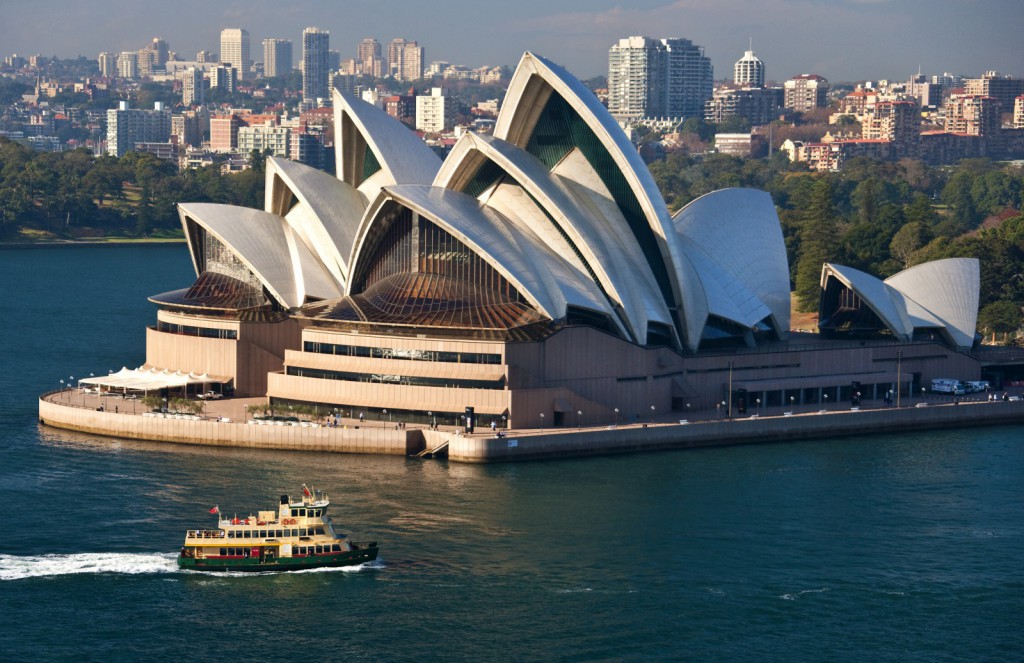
789, 395, 795, 412
756, 398, 761, 416
244, 404, 248, 423
60, 379, 65, 403
539, 413, 544, 431
502, 415, 507, 430
686, 403, 691, 421
614, 407, 619, 427
577, 410, 582, 430
383, 408, 388, 427
921, 387, 926, 404
428, 411, 434, 429
896, 350, 903, 408
721, 401, 726, 419
822, 394, 828, 411
727, 361, 733, 419
649, 405, 655, 425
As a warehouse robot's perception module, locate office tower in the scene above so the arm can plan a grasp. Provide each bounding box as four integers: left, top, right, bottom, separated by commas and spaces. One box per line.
389, 38, 424, 81
357, 38, 383, 77
302, 27, 331, 104
220, 28, 250, 79
196, 50, 214, 63
607, 36, 712, 121
263, 38, 292, 78
151, 38, 169, 68
106, 101, 171, 157
180, 67, 204, 106
734, 48, 764, 87
783, 74, 829, 111
97, 52, 116, 77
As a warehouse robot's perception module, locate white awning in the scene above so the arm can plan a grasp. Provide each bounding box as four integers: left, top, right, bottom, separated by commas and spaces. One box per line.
78, 367, 230, 392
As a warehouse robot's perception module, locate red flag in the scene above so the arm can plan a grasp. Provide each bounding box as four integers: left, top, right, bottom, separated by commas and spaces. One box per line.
209, 506, 219, 514
302, 485, 311, 497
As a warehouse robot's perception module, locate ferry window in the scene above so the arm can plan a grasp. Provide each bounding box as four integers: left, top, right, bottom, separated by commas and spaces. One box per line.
259, 530, 267, 538
332, 544, 340, 552
315, 527, 325, 535
275, 529, 282, 538
315, 545, 322, 554
243, 530, 250, 539
220, 548, 226, 556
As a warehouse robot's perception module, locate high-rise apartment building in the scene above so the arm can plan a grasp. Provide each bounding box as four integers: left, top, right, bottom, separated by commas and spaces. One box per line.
607, 36, 712, 121
388, 38, 425, 81
1015, 95, 1024, 129
416, 87, 456, 132
263, 38, 292, 78
964, 72, 1024, 113
734, 49, 765, 88
180, 67, 204, 106
220, 28, 250, 79
106, 101, 171, 157
209, 114, 240, 152
196, 50, 214, 64
180, 67, 203, 106
944, 94, 1000, 136
704, 86, 781, 126
784, 74, 829, 112
210, 65, 237, 93
357, 38, 383, 77
97, 52, 116, 77
302, 27, 331, 105
238, 123, 290, 157
116, 51, 138, 79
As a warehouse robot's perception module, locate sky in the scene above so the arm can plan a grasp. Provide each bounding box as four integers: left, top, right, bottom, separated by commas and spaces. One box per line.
1, 0, 1022, 83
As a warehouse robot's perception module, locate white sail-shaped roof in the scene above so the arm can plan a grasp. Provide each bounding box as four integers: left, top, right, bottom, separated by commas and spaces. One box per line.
351, 185, 617, 328
265, 156, 365, 289
885, 258, 979, 348
673, 189, 791, 337
434, 131, 674, 344
333, 89, 440, 204
821, 259, 979, 348
178, 203, 342, 309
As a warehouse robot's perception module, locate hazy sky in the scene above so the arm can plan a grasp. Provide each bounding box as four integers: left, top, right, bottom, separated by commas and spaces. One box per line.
2, 0, 1022, 82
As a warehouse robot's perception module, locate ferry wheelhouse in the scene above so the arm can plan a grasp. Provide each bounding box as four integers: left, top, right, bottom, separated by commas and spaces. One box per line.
177, 486, 378, 572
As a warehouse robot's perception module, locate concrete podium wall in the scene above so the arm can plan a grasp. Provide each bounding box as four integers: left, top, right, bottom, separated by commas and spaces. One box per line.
39, 398, 419, 456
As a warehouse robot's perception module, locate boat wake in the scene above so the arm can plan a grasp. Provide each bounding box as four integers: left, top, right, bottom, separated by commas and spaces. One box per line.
0, 552, 179, 581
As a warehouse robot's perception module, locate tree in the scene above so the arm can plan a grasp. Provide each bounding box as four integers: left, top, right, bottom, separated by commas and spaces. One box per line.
889, 221, 933, 269
794, 179, 841, 311
978, 301, 1022, 344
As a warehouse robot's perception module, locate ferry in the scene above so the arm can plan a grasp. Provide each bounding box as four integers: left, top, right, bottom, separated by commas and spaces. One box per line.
177, 485, 379, 572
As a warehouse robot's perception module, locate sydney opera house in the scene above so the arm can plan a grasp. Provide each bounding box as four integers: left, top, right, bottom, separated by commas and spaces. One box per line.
143, 53, 983, 429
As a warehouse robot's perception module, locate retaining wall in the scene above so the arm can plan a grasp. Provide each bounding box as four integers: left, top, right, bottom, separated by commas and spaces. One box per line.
39, 398, 420, 456
448, 402, 1024, 463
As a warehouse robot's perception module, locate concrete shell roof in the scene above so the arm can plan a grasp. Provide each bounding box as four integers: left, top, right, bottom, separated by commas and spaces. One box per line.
673, 189, 791, 336
495, 52, 704, 349
885, 258, 979, 348
178, 202, 342, 309
821, 263, 914, 340
265, 156, 365, 288
333, 90, 440, 194
434, 131, 673, 344
352, 185, 616, 326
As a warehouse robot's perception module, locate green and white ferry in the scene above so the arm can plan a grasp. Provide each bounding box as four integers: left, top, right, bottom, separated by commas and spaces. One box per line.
177, 485, 379, 572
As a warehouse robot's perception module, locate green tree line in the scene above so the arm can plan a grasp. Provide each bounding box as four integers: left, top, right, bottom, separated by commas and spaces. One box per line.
0, 137, 263, 238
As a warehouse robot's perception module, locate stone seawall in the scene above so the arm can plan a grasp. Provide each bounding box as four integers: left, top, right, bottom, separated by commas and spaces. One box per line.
39, 398, 419, 456
448, 402, 1024, 463
39, 397, 1024, 463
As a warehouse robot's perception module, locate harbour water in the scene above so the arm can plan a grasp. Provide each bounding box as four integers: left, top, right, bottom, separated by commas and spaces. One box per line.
2, 246, 1022, 661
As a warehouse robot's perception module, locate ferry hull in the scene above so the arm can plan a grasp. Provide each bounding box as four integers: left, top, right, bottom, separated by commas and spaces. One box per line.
178, 545, 378, 573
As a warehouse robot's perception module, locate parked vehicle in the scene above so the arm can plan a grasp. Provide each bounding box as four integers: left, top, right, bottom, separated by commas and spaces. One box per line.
964, 380, 991, 393
931, 378, 966, 395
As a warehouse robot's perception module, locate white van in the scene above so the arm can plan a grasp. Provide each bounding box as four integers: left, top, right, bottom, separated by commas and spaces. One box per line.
964, 380, 990, 393
931, 378, 966, 395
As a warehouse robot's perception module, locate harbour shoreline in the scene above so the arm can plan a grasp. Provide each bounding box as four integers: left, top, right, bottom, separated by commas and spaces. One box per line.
38, 391, 1024, 463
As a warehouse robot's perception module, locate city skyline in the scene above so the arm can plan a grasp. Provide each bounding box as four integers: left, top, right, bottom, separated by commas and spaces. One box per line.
1, 0, 1021, 82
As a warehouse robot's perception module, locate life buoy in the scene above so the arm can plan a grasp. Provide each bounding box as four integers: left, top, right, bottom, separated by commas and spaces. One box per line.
284, 518, 295, 525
